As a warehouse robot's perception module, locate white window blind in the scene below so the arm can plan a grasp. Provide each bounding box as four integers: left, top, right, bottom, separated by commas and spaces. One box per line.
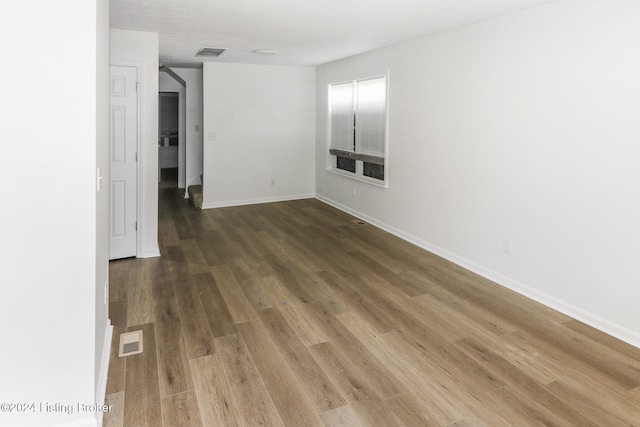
355, 77, 386, 158
330, 82, 355, 152
328, 75, 387, 184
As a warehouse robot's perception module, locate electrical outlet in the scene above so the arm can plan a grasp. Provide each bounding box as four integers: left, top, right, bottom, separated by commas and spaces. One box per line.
270, 178, 276, 187
104, 280, 109, 304
352, 185, 356, 197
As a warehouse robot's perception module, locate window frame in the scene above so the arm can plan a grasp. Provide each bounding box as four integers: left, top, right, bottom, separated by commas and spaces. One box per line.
326, 75, 389, 188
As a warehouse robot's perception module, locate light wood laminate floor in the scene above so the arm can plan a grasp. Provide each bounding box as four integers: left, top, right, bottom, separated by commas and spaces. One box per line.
103, 187, 640, 426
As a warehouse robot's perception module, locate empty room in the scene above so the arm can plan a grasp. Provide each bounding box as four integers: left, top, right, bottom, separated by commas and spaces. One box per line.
2, 0, 640, 426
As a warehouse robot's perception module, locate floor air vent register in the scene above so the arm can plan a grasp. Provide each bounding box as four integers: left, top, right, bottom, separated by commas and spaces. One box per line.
118, 330, 143, 357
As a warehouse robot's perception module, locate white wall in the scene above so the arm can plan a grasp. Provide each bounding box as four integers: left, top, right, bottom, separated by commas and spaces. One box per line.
202, 63, 315, 208
0, 1, 104, 426
316, 0, 640, 347
110, 29, 160, 258
95, 0, 112, 422
173, 68, 204, 190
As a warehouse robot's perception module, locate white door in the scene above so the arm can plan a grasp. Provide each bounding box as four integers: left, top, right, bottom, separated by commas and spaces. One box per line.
109, 65, 138, 260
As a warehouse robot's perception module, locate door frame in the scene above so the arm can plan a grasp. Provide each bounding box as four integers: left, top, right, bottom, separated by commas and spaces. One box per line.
110, 60, 143, 258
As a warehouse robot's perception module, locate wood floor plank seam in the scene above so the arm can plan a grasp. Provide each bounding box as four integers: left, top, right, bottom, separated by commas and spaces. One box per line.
236, 319, 324, 426
255, 306, 348, 414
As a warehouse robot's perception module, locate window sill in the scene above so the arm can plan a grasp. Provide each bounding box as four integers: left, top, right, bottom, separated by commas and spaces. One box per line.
326, 168, 388, 190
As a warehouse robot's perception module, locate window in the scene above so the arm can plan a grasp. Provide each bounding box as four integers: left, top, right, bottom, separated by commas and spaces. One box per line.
328, 76, 387, 185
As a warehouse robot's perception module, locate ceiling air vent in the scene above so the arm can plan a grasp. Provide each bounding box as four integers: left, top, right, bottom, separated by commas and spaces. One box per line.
196, 47, 226, 57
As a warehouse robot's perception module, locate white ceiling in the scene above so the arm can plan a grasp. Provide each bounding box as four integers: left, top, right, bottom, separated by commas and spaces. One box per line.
110, 0, 553, 67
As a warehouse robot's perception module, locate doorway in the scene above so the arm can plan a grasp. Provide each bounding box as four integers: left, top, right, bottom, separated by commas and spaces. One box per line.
159, 92, 179, 188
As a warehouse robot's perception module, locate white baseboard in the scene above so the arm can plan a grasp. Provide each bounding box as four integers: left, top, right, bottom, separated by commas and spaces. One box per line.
138, 246, 161, 258
95, 321, 113, 427
316, 194, 640, 349
202, 193, 314, 209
